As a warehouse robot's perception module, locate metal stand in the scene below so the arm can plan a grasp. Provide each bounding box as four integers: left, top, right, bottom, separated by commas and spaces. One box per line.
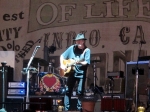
48, 62, 54, 73
135, 68, 139, 112
146, 68, 150, 110
23, 46, 40, 109
90, 60, 103, 96
134, 42, 143, 112
0, 62, 7, 112
37, 62, 40, 88
93, 61, 97, 89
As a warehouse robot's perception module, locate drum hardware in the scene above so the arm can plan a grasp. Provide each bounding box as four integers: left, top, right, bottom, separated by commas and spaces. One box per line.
36, 61, 67, 95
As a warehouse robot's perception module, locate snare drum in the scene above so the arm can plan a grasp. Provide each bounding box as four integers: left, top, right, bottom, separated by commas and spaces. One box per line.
40, 73, 62, 93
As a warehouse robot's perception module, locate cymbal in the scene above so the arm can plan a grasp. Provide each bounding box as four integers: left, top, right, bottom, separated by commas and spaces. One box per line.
31, 58, 49, 66
138, 56, 150, 61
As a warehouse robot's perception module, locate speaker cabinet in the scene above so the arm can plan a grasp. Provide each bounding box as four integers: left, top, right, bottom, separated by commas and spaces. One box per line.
104, 78, 125, 93
126, 61, 149, 98
5, 97, 24, 112
29, 97, 53, 111
0, 66, 14, 109
101, 98, 126, 111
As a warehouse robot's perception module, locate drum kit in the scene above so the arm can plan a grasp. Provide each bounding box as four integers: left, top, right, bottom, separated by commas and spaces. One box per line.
28, 57, 103, 96
28, 58, 66, 95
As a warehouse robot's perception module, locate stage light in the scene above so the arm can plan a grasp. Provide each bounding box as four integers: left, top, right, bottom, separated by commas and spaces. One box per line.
138, 106, 145, 112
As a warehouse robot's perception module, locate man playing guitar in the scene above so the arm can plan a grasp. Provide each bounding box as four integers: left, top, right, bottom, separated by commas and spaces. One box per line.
60, 33, 91, 111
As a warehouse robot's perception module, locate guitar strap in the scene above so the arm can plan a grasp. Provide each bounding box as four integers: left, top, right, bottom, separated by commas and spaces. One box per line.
74, 45, 88, 58
81, 48, 88, 57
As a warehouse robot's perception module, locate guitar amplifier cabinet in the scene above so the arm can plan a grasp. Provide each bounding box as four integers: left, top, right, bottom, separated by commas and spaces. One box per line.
104, 78, 125, 93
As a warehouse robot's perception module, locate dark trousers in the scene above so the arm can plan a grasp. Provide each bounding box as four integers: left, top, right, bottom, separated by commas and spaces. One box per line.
64, 72, 86, 111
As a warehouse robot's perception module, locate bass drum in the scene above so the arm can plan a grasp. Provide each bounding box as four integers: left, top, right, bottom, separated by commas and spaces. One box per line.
40, 73, 63, 94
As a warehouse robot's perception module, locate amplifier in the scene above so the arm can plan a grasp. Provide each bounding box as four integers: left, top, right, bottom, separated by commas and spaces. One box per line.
104, 78, 125, 93
8, 89, 26, 95
5, 97, 24, 112
107, 71, 124, 78
8, 82, 26, 88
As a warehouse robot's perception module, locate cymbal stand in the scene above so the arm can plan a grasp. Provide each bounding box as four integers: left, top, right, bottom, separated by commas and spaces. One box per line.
24, 46, 40, 109
0, 62, 7, 111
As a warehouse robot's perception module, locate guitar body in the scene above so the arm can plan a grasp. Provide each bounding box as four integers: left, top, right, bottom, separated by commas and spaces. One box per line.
60, 59, 76, 77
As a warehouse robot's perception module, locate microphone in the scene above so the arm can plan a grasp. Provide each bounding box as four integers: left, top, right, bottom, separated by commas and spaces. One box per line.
36, 46, 41, 48
38, 37, 43, 43
74, 44, 81, 47
39, 39, 41, 43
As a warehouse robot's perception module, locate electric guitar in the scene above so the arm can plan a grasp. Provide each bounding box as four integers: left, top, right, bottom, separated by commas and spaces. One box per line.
60, 58, 83, 77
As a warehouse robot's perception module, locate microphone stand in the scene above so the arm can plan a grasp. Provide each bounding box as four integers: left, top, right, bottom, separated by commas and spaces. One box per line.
135, 42, 143, 112
25, 46, 40, 109
37, 62, 40, 88
0, 62, 7, 112
93, 61, 97, 90
92, 60, 103, 96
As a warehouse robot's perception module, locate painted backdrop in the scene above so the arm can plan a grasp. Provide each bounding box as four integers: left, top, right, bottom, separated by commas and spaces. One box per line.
0, 0, 150, 90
